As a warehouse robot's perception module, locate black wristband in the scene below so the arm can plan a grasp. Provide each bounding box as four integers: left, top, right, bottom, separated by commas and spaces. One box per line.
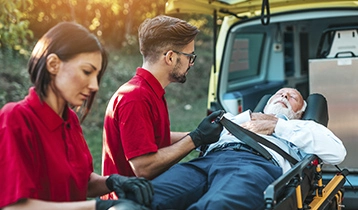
105, 175, 114, 191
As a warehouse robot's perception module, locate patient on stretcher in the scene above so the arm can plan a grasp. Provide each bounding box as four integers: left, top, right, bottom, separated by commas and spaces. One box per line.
150, 87, 346, 210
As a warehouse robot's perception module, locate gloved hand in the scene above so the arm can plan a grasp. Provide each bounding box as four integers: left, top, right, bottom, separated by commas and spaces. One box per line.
95, 198, 150, 210
106, 174, 154, 207
189, 110, 225, 148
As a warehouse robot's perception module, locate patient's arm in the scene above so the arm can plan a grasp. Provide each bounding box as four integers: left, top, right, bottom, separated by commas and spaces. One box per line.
275, 119, 346, 165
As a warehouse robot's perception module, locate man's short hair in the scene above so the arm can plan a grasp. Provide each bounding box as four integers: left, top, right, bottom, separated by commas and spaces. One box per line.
138, 15, 199, 63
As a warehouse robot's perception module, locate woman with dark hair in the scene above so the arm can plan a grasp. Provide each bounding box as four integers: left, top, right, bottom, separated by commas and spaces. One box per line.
0, 22, 153, 210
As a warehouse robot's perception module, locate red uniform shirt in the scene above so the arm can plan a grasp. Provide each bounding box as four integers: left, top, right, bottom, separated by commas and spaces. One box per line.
102, 68, 171, 179
0, 87, 93, 208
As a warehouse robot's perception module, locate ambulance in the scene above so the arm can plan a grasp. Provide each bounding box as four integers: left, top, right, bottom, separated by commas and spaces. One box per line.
166, 0, 358, 209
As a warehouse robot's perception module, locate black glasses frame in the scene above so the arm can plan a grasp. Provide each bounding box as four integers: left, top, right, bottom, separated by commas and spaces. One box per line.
164, 50, 197, 65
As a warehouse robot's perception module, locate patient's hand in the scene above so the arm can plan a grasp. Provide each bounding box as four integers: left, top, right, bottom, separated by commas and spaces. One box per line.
241, 115, 278, 135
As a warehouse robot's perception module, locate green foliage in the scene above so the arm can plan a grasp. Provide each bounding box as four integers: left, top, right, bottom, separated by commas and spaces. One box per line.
1, 0, 213, 53
25, 0, 167, 48
0, 0, 34, 55
1, 0, 168, 55
0, 49, 31, 106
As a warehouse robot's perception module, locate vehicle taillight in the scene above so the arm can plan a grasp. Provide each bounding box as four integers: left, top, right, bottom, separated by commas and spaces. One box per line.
237, 99, 243, 113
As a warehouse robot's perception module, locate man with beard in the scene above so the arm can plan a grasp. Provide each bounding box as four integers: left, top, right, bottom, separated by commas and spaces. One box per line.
150, 87, 346, 210
101, 15, 224, 200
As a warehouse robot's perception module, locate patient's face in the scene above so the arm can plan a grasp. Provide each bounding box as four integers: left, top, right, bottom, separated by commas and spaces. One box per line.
263, 88, 304, 120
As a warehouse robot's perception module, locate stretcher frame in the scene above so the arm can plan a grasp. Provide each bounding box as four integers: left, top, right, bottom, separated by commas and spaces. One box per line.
264, 154, 348, 210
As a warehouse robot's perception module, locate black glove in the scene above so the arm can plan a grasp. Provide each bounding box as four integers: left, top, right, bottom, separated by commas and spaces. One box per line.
95, 198, 150, 210
189, 110, 225, 148
106, 174, 154, 207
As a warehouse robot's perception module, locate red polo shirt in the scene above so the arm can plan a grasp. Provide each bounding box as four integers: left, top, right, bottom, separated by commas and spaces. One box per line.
102, 68, 171, 179
0, 87, 93, 208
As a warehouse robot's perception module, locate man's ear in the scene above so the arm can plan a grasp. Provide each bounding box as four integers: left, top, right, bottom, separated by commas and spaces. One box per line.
46, 53, 60, 75
164, 51, 174, 65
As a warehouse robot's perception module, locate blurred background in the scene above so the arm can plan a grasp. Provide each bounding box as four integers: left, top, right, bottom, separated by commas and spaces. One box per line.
0, 0, 215, 173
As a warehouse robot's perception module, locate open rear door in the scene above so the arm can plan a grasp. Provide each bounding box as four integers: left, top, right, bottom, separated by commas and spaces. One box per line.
166, 0, 358, 17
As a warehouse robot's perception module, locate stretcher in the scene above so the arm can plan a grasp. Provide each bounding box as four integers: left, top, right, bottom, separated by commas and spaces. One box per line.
254, 93, 348, 210
264, 154, 348, 210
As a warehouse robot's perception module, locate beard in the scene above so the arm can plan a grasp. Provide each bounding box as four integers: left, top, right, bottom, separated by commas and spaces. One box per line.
264, 98, 300, 120
169, 58, 189, 83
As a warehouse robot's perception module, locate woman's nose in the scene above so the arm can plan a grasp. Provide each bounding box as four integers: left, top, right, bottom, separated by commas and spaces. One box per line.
89, 76, 99, 92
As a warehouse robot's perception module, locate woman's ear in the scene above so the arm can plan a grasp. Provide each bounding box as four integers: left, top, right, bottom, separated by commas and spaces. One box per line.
46, 53, 60, 75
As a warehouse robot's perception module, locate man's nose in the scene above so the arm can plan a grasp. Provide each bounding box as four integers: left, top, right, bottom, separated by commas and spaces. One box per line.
281, 93, 288, 99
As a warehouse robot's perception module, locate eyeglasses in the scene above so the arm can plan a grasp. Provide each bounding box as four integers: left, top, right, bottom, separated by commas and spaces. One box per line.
165, 50, 197, 65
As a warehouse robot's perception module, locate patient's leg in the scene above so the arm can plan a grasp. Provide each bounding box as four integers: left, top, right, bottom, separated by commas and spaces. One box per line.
151, 156, 211, 210
188, 150, 282, 210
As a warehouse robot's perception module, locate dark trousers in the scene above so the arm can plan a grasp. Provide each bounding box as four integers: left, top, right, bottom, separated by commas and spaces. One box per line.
151, 150, 282, 210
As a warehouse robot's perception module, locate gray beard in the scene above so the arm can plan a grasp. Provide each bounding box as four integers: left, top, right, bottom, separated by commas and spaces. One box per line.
264, 102, 299, 120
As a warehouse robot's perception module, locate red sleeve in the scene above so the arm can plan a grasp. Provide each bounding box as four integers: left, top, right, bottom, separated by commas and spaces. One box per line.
118, 100, 159, 160
0, 107, 39, 208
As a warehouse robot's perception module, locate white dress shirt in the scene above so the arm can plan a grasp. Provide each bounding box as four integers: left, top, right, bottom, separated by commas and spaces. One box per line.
205, 111, 346, 173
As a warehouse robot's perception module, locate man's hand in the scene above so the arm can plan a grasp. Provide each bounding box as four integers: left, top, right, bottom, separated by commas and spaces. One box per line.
189, 110, 225, 148
241, 113, 278, 135
106, 174, 153, 207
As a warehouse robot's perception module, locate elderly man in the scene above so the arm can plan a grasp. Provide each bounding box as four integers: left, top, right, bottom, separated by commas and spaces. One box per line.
150, 87, 346, 210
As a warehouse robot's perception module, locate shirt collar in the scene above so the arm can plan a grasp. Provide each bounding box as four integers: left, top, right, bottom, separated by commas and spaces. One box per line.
136, 67, 165, 99
26, 87, 70, 131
